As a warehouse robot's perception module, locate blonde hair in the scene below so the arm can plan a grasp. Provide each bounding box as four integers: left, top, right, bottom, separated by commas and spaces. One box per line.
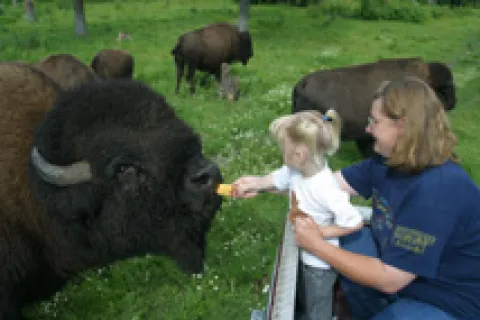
374, 77, 457, 173
269, 109, 342, 164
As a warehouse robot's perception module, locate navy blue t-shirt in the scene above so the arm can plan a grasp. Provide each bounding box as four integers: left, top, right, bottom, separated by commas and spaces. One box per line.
342, 155, 480, 320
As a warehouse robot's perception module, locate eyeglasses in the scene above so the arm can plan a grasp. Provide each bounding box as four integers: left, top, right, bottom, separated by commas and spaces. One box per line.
367, 116, 378, 127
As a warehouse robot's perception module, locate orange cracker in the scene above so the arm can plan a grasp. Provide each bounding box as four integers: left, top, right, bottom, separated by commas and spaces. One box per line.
216, 183, 234, 196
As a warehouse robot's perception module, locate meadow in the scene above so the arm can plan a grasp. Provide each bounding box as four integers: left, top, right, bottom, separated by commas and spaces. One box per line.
1, 0, 479, 319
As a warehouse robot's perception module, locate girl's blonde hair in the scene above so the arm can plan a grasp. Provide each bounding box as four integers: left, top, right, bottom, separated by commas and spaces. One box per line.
374, 77, 457, 173
269, 109, 342, 164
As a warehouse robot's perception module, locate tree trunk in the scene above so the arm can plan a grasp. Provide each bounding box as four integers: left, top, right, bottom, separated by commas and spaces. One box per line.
12, 0, 18, 8
24, 0, 36, 22
238, 0, 249, 32
73, 0, 88, 36
428, 0, 437, 4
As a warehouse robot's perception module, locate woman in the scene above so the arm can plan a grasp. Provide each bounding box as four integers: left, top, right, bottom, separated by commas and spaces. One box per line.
293, 77, 480, 320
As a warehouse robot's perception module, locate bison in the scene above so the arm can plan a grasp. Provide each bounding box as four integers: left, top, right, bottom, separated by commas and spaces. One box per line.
32, 53, 98, 90
90, 49, 135, 79
292, 57, 456, 157
0, 62, 223, 320
171, 22, 253, 95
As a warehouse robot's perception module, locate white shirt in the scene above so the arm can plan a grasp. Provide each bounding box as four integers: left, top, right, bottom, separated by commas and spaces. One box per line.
273, 164, 363, 269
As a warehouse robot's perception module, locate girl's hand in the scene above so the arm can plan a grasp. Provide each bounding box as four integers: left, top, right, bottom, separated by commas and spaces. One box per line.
232, 176, 261, 198
293, 216, 325, 253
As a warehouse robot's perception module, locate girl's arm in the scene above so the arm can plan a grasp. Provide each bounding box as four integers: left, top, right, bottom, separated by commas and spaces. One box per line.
319, 222, 363, 239
334, 171, 360, 197
232, 173, 278, 198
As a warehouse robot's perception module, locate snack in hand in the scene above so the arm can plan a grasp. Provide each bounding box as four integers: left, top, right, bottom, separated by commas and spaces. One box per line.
216, 183, 234, 197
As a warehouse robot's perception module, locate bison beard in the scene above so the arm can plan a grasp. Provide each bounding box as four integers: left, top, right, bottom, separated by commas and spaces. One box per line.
171, 22, 253, 95
292, 57, 456, 157
0, 64, 222, 320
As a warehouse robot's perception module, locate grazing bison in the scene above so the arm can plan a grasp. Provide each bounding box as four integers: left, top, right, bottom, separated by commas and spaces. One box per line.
0, 62, 222, 320
171, 22, 253, 95
32, 53, 97, 90
90, 49, 135, 79
292, 57, 456, 157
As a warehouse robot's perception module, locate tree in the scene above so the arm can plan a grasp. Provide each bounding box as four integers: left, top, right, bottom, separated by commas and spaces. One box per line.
238, 0, 249, 32
24, 0, 36, 22
11, 0, 18, 8
73, 0, 88, 36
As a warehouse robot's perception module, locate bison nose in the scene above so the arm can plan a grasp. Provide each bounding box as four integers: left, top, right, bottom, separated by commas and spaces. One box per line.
190, 162, 222, 188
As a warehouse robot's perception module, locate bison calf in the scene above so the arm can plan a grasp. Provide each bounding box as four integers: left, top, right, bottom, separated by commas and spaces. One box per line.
292, 57, 456, 157
91, 49, 135, 79
171, 22, 253, 95
0, 63, 223, 319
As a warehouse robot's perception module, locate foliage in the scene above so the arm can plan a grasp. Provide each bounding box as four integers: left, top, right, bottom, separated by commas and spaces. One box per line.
0, 0, 479, 319
359, 0, 426, 22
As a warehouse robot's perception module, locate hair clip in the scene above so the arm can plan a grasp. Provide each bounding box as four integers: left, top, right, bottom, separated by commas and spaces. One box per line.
322, 115, 332, 122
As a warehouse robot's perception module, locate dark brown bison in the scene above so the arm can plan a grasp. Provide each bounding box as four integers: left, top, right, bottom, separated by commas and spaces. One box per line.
0, 62, 222, 320
171, 22, 253, 95
292, 57, 456, 157
90, 49, 135, 79
32, 53, 98, 90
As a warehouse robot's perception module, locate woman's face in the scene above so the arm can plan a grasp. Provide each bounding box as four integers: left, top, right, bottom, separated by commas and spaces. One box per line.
366, 98, 403, 157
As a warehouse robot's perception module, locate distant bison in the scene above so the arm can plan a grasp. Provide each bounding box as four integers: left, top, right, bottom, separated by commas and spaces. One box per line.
91, 49, 135, 79
171, 22, 253, 95
0, 62, 222, 320
292, 57, 456, 157
32, 53, 97, 90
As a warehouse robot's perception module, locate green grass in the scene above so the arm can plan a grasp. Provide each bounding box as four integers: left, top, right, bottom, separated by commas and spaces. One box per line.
1, 0, 479, 319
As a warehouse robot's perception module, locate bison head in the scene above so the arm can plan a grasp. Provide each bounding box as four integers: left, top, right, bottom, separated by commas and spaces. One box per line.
29, 80, 222, 274
237, 31, 253, 66
428, 62, 456, 111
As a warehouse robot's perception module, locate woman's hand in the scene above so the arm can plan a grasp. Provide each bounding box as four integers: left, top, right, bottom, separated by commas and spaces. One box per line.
293, 216, 325, 253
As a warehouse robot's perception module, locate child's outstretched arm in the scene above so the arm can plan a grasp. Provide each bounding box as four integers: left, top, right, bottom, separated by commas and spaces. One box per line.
231, 173, 277, 198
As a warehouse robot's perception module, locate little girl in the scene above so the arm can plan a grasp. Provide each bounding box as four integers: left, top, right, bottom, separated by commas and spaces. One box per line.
233, 109, 363, 320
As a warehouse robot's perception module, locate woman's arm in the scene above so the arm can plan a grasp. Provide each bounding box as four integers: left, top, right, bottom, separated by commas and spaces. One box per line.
294, 217, 416, 294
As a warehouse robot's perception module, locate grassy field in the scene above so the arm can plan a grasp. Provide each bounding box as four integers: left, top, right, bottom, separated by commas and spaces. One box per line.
1, 0, 479, 319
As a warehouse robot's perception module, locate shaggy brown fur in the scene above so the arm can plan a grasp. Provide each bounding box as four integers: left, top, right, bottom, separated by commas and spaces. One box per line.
0, 63, 62, 319
292, 57, 456, 157
0, 70, 222, 319
171, 22, 253, 95
32, 53, 97, 90
90, 49, 134, 79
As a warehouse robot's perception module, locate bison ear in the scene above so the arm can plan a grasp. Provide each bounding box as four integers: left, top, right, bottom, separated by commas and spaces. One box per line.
105, 155, 143, 193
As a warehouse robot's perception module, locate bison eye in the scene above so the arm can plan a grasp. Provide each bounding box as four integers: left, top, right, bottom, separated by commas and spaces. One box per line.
190, 170, 212, 186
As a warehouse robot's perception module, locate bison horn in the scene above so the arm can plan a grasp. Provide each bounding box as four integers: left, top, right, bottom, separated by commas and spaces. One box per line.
31, 147, 92, 186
